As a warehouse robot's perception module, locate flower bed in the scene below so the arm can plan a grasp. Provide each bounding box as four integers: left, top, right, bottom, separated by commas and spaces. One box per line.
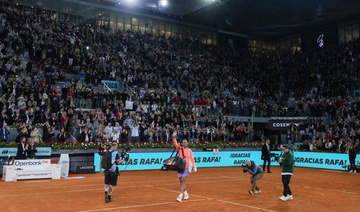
0, 141, 263, 151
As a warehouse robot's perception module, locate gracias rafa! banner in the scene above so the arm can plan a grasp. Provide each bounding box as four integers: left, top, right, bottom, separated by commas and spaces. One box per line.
94, 151, 354, 172
94, 151, 264, 172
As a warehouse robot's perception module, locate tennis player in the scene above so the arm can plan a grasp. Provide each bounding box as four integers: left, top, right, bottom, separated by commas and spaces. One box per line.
173, 131, 197, 202
104, 143, 125, 203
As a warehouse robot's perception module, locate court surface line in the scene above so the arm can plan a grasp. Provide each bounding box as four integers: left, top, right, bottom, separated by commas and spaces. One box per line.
23, 180, 50, 183
322, 170, 350, 174
76, 199, 208, 212
154, 186, 277, 212
0, 185, 150, 198
2, 176, 235, 191
0, 179, 241, 196
259, 180, 358, 195
153, 186, 213, 200
0, 177, 357, 197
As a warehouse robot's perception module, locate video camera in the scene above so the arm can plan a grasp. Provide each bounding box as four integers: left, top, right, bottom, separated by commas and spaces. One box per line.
98, 141, 111, 155
242, 163, 248, 173
120, 146, 131, 162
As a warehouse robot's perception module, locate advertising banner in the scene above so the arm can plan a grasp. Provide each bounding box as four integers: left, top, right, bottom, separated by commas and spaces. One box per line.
94, 151, 266, 172
353, 90, 360, 99
268, 120, 303, 130
59, 154, 70, 178
14, 159, 53, 180
94, 150, 358, 172
14, 159, 51, 171
0, 147, 52, 157
101, 80, 120, 91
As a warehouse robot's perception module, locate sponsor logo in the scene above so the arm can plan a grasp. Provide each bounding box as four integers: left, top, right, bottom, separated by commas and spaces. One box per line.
0, 148, 51, 156
15, 161, 42, 167
317, 34, 324, 47
272, 122, 300, 128
230, 153, 250, 158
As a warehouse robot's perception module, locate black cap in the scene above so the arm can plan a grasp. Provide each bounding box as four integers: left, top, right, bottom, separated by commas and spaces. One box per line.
281, 144, 289, 149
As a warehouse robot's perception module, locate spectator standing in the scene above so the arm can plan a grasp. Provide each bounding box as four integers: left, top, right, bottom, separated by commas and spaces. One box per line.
0, 122, 10, 143
30, 128, 42, 143
261, 139, 272, 173
57, 127, 68, 142
130, 122, 140, 142
16, 137, 27, 159
349, 146, 357, 173
26, 139, 38, 159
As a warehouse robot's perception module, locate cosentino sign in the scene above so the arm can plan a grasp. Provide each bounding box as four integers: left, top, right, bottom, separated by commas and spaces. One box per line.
268, 118, 306, 130
272, 122, 300, 128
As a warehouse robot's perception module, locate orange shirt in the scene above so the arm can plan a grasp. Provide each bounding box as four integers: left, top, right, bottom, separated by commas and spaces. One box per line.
173, 138, 196, 169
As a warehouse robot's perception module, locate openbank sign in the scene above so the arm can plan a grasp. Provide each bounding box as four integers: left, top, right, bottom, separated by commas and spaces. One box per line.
15, 161, 43, 166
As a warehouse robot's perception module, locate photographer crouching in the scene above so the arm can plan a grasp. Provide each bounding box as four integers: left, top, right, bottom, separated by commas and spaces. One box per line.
243, 161, 264, 195
103, 143, 126, 203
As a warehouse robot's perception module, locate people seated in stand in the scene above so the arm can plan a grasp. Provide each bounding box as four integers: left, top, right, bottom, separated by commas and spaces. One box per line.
0, 7, 359, 151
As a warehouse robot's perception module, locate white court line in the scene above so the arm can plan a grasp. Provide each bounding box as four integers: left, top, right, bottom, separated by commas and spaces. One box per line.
260, 180, 358, 195
1, 177, 357, 197
116, 175, 235, 184
153, 187, 213, 200
154, 186, 276, 212
1, 178, 241, 194
322, 170, 349, 174
24, 180, 50, 183
76, 199, 207, 212
15, 176, 234, 190
0, 185, 150, 198
216, 199, 277, 212
157, 178, 358, 196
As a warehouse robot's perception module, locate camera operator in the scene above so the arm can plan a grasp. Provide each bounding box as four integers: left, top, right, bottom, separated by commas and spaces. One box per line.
104, 143, 125, 203
261, 139, 272, 173
243, 161, 264, 195
277, 144, 294, 201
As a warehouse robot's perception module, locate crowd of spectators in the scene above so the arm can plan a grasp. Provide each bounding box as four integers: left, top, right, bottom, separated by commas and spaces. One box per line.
0, 6, 360, 153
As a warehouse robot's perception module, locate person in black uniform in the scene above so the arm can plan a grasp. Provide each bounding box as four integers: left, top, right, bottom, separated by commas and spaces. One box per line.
104, 143, 125, 203
261, 139, 272, 173
16, 137, 27, 159
349, 145, 357, 173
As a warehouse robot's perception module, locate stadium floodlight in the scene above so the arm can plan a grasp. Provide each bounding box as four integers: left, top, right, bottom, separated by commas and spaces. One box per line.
126, 0, 137, 5
159, 0, 168, 7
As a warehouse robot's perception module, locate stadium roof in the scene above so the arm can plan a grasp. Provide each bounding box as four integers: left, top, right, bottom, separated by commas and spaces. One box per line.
103, 0, 360, 38
33, 0, 360, 39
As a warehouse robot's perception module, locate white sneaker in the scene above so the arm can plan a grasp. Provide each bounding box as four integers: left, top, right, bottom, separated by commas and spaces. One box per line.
350, 170, 353, 173
254, 190, 261, 194
279, 195, 287, 201
286, 195, 293, 200
177, 193, 183, 202
184, 191, 189, 200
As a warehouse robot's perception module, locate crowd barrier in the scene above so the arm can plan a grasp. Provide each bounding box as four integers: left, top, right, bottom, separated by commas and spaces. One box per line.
94, 150, 359, 172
